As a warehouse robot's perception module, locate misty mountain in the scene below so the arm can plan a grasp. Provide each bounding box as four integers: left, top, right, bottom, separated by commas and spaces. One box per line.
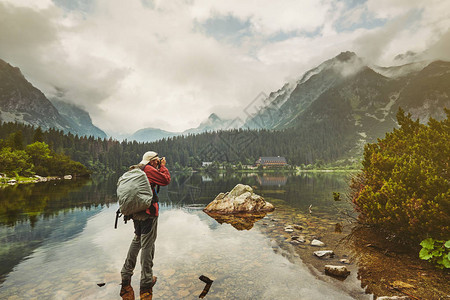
0, 59, 75, 133
128, 113, 237, 142
244, 52, 449, 157
50, 99, 107, 139
183, 113, 239, 135
128, 127, 180, 143
0, 59, 107, 138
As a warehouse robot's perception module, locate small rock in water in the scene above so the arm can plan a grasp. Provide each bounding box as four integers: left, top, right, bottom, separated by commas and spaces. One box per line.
311, 239, 325, 247
293, 225, 303, 230
324, 265, 350, 278
391, 280, 415, 289
292, 235, 306, 243
314, 250, 334, 258
339, 259, 350, 264
284, 225, 294, 232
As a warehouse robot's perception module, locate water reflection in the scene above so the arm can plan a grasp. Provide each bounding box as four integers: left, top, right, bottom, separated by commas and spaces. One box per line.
257, 174, 288, 186
204, 211, 267, 230
0, 175, 118, 226
0, 175, 118, 284
162, 171, 353, 215
0, 206, 355, 299
0, 171, 360, 299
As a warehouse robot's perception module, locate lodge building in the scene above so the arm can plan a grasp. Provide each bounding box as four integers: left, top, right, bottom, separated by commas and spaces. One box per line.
255, 156, 288, 167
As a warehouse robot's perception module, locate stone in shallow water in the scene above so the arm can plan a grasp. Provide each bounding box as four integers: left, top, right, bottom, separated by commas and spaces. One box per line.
314, 250, 334, 258
392, 281, 415, 289
339, 259, 350, 264
291, 236, 306, 243
204, 184, 274, 214
324, 265, 350, 278
293, 224, 303, 230
311, 239, 325, 247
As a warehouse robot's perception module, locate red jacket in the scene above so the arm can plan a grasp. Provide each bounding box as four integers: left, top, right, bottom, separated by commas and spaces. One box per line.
143, 164, 171, 217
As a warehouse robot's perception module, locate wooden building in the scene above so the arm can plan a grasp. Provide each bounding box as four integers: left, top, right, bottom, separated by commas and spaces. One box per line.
255, 156, 287, 167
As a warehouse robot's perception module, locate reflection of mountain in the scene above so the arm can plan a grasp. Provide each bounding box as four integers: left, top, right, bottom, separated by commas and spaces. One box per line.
0, 176, 119, 284
0, 209, 98, 284
257, 175, 287, 186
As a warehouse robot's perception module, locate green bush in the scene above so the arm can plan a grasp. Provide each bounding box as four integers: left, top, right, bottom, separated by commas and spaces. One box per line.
351, 108, 450, 243
419, 238, 450, 269
0, 147, 34, 176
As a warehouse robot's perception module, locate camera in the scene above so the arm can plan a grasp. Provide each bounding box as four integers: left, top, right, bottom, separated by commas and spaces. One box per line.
156, 157, 165, 168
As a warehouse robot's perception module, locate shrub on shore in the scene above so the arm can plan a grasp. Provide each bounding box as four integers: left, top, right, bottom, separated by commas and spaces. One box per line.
351, 108, 449, 243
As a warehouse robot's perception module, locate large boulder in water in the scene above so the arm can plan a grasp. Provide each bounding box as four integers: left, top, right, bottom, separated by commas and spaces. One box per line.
203, 184, 274, 214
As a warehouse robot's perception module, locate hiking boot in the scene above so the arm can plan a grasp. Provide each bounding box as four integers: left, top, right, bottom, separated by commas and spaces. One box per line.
120, 284, 134, 300
139, 276, 157, 300
139, 288, 152, 300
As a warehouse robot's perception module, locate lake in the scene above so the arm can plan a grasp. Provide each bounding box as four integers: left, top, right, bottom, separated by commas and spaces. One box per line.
0, 171, 369, 299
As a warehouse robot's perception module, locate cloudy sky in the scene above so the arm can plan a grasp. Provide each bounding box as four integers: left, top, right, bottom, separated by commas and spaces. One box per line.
1, 0, 449, 135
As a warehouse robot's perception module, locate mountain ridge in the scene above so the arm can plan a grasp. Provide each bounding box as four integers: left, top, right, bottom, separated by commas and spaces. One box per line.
0, 58, 108, 139
128, 113, 238, 142
242, 52, 449, 158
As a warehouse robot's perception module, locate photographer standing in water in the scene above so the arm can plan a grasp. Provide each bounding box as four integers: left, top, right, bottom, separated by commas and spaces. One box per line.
120, 151, 171, 300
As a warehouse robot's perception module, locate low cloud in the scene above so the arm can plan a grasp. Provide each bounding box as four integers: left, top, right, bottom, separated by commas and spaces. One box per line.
0, 0, 449, 135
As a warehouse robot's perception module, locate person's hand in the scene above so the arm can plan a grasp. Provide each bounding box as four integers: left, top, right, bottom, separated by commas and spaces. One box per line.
160, 157, 166, 166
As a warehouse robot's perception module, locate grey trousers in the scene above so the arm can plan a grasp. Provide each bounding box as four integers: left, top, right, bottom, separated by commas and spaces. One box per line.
121, 217, 158, 288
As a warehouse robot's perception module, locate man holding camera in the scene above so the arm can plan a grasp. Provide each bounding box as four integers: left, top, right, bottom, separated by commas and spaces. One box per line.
120, 151, 171, 300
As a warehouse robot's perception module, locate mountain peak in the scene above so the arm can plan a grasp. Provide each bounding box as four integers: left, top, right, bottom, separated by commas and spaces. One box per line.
335, 51, 357, 62
208, 113, 221, 121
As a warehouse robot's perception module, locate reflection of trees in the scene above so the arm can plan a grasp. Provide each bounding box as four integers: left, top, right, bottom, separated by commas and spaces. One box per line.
161, 172, 353, 215
161, 173, 260, 205
259, 172, 353, 209
0, 175, 119, 284
0, 175, 118, 226
160, 172, 353, 216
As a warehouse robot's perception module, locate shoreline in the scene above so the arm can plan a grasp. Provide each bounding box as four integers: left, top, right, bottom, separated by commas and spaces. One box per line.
0, 175, 80, 187
257, 199, 450, 299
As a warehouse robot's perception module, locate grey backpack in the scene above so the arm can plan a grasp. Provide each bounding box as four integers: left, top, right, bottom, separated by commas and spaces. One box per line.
115, 168, 153, 228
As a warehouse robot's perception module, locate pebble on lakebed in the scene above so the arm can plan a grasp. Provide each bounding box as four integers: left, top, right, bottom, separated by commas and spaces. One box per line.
311, 239, 325, 247
324, 265, 350, 278
314, 250, 334, 258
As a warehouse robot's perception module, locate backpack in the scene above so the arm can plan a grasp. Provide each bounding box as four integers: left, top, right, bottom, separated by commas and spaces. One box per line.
114, 168, 153, 228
